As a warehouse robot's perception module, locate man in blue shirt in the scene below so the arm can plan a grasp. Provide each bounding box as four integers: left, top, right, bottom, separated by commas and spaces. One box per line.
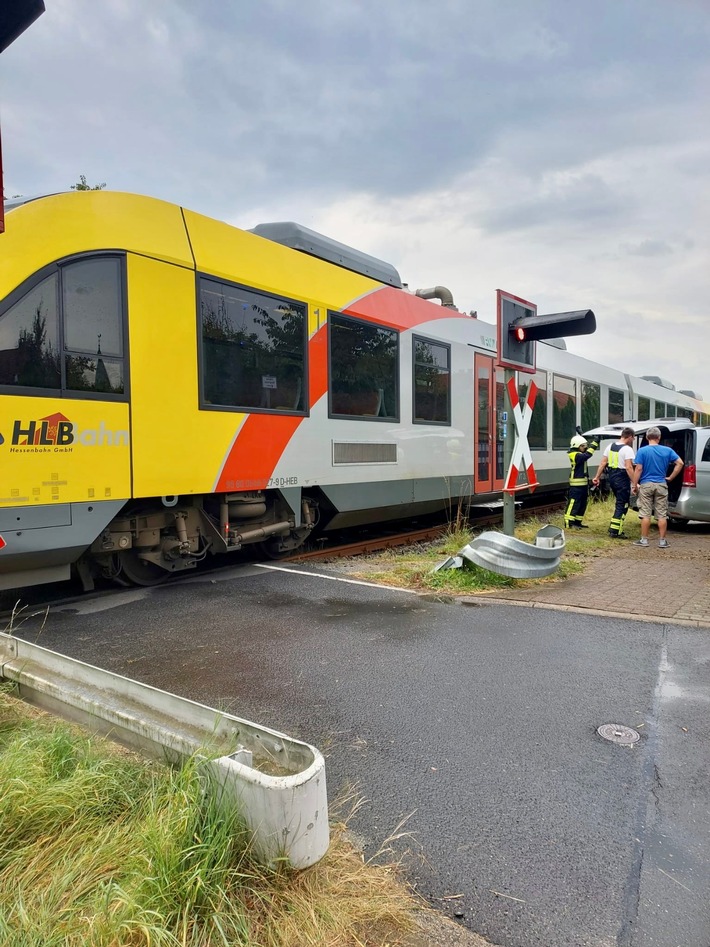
631, 427, 683, 548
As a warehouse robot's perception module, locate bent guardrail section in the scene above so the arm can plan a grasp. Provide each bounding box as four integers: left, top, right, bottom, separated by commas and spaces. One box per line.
434, 526, 565, 578
0, 631, 328, 869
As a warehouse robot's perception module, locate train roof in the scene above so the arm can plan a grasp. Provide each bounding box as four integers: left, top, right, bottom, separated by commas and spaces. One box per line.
249, 221, 403, 288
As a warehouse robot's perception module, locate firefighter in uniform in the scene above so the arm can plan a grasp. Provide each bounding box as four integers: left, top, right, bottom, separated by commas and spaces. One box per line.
565, 430, 599, 529
593, 426, 635, 538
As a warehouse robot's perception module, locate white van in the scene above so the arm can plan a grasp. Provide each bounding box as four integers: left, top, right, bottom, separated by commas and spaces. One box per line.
584, 421, 710, 525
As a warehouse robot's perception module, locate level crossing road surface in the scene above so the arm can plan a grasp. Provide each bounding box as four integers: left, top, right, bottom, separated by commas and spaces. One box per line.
9, 563, 710, 947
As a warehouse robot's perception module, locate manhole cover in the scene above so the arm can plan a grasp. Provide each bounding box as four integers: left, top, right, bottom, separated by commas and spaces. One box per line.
597, 723, 641, 745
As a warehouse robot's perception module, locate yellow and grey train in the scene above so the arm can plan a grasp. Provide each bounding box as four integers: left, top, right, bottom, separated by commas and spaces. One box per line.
0, 192, 707, 590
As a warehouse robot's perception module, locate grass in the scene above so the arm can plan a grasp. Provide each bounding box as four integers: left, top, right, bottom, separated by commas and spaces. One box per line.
0, 687, 422, 947
340, 496, 638, 595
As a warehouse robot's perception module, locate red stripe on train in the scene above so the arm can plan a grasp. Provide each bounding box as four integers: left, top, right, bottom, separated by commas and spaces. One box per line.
214, 323, 328, 492
344, 285, 466, 331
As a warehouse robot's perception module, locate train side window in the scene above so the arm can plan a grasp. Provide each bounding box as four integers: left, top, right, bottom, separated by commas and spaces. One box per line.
638, 396, 651, 421
581, 381, 600, 431
0, 273, 61, 389
413, 337, 450, 425
0, 255, 126, 398
608, 387, 625, 423
62, 257, 125, 394
199, 277, 307, 413
653, 400, 665, 419
552, 374, 576, 450
329, 313, 399, 421
518, 369, 547, 450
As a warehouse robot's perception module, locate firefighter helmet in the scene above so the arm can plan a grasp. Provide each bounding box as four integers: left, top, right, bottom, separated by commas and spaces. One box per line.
570, 435, 587, 449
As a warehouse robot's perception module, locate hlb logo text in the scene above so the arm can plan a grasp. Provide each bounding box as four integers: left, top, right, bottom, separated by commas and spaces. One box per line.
9, 412, 129, 449
13, 418, 74, 445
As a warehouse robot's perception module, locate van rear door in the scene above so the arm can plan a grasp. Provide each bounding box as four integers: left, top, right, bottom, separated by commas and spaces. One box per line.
690, 428, 710, 520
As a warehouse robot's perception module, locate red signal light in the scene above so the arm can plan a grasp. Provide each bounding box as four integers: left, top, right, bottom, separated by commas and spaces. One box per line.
513, 326, 526, 342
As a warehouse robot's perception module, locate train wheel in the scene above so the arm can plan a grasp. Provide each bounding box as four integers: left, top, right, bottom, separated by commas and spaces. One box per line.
119, 550, 170, 586
258, 539, 292, 560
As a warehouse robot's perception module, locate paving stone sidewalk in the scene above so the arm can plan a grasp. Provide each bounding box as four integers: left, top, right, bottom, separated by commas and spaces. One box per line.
487, 526, 710, 625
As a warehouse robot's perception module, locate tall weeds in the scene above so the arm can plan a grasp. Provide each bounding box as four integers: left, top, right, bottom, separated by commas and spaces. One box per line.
0, 689, 418, 946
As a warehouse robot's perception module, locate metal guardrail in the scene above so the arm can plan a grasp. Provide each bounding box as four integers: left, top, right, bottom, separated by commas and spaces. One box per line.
0, 631, 328, 869
434, 525, 565, 579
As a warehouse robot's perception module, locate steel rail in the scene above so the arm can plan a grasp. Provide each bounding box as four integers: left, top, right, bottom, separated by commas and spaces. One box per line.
285, 501, 565, 562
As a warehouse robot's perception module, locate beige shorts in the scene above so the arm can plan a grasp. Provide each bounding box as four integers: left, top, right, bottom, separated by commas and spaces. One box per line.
638, 481, 668, 519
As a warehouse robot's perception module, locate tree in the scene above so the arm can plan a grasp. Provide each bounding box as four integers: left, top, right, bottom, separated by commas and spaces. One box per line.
15, 305, 60, 387
71, 175, 106, 191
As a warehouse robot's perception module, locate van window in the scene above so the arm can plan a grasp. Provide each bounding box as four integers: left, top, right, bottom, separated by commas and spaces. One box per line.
702, 439, 710, 463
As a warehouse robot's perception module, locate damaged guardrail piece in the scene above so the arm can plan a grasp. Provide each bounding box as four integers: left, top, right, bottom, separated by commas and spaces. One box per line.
433, 525, 565, 579
0, 631, 328, 869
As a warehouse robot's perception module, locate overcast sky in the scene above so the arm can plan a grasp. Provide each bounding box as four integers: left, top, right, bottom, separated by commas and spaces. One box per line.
2, 0, 709, 398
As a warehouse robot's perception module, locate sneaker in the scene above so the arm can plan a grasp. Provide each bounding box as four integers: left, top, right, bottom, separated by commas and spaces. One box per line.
658, 539, 670, 548
633, 538, 649, 547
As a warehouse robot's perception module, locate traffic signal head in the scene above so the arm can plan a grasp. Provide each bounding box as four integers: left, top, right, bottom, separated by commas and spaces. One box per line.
510, 309, 596, 343
497, 292, 537, 372
497, 292, 597, 373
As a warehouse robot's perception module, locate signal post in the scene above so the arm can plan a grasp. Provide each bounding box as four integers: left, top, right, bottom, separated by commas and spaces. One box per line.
496, 291, 596, 536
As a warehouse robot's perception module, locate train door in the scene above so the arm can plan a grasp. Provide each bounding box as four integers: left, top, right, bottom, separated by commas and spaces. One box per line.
474, 354, 505, 494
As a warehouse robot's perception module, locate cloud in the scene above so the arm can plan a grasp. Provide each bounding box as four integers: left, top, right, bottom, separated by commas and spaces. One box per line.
623, 240, 675, 257
1, 0, 709, 396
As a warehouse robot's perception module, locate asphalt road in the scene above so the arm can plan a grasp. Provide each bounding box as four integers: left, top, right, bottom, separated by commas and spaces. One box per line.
8, 563, 710, 947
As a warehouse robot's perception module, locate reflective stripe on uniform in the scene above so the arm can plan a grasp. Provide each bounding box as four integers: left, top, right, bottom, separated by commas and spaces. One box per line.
608, 442, 622, 469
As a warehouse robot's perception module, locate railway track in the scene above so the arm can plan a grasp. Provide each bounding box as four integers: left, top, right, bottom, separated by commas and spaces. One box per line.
0, 500, 566, 619
284, 499, 566, 562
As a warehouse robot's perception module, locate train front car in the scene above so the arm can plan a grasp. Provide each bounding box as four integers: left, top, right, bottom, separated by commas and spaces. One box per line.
0, 193, 135, 590
0, 191, 322, 590
0, 191, 491, 592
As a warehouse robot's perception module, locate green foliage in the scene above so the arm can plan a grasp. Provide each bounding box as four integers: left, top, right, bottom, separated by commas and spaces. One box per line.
0, 697, 255, 945
345, 497, 637, 595
70, 174, 106, 191
0, 691, 419, 946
